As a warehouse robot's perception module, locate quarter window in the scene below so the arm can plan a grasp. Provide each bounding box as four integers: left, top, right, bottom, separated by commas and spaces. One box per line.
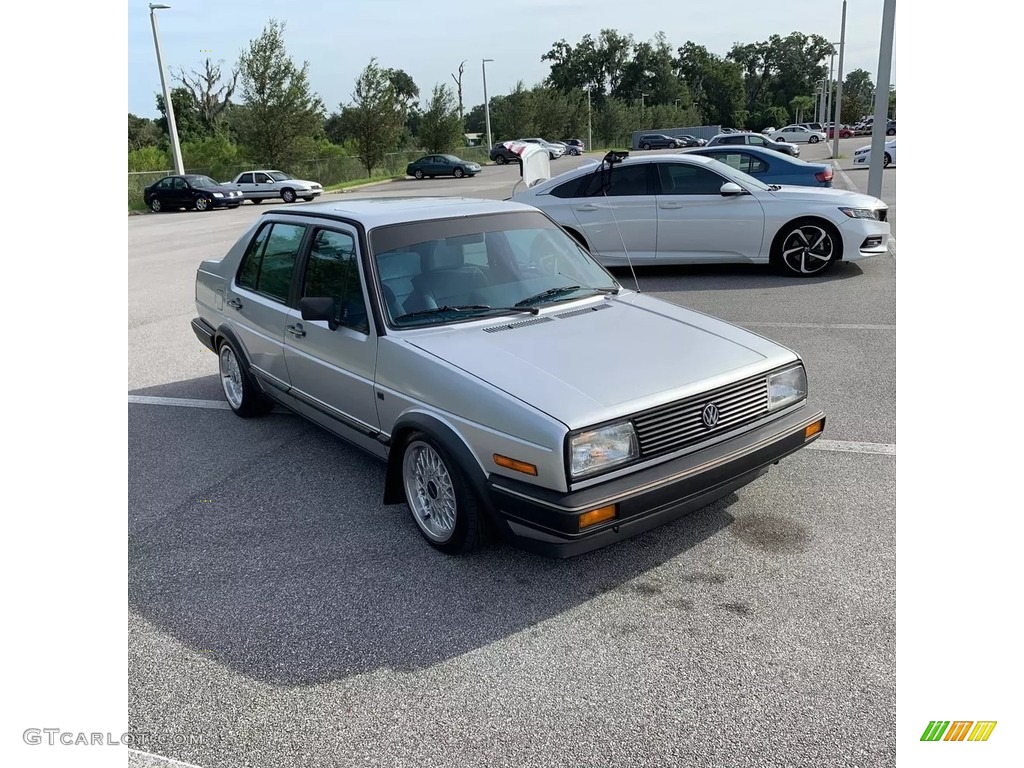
302, 229, 368, 334
235, 222, 306, 303
657, 163, 727, 195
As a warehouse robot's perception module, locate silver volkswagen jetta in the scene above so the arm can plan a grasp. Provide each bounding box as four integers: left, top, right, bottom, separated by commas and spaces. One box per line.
192, 197, 825, 557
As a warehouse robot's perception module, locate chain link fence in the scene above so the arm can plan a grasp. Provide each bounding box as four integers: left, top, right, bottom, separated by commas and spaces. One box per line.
128, 147, 494, 210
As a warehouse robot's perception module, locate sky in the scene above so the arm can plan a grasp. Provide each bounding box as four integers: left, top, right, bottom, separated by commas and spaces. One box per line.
127, 0, 896, 118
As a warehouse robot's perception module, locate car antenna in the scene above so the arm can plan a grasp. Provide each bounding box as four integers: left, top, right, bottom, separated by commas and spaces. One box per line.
589, 150, 641, 294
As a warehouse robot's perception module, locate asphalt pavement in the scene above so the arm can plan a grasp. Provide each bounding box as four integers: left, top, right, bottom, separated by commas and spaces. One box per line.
128, 144, 895, 768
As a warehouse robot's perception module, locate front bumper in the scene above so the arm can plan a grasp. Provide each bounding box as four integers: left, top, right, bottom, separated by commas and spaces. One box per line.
487, 407, 826, 557
210, 194, 244, 207
839, 215, 890, 260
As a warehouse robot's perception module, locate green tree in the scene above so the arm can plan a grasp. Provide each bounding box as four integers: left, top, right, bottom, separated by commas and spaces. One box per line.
728, 33, 833, 116
417, 83, 464, 153
233, 19, 325, 166
491, 82, 535, 141
789, 95, 816, 123
676, 42, 746, 127
128, 114, 163, 150
839, 68, 875, 123
155, 87, 206, 144
348, 57, 405, 175
594, 97, 631, 146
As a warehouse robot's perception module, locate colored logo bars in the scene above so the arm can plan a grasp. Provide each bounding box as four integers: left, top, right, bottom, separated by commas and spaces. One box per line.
920, 721, 997, 742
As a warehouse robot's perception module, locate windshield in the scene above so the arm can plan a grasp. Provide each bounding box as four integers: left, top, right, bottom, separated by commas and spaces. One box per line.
268, 172, 293, 181
370, 211, 619, 328
184, 175, 219, 187
705, 160, 772, 192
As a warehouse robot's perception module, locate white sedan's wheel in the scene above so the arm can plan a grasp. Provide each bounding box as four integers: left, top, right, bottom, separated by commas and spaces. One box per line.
776, 222, 839, 277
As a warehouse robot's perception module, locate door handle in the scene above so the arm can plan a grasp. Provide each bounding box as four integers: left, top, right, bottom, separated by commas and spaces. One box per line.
659, 202, 685, 209
226, 297, 243, 309
574, 204, 599, 211
286, 323, 306, 338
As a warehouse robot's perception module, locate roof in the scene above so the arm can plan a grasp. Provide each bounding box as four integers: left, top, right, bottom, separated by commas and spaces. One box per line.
267, 197, 539, 229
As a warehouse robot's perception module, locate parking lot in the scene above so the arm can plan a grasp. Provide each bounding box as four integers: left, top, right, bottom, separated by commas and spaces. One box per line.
128, 139, 895, 767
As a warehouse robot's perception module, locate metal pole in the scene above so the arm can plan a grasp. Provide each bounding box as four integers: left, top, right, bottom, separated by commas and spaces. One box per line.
831, 1, 847, 160
868, 0, 895, 198
825, 50, 835, 133
482, 59, 493, 149
587, 87, 593, 150
149, 4, 183, 175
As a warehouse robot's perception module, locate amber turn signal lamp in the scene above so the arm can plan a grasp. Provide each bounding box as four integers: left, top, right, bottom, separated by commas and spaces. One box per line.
805, 420, 824, 439
492, 454, 538, 476
579, 504, 617, 530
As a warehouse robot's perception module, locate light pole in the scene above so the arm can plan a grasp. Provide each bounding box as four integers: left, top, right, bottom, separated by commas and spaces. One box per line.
825, 42, 838, 131
868, 0, 895, 198
149, 3, 183, 175
831, 0, 848, 159
586, 86, 593, 151
482, 58, 494, 149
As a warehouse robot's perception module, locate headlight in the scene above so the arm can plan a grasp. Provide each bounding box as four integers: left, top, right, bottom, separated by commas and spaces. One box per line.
767, 366, 807, 410
839, 207, 878, 219
212, 192, 224, 198
569, 422, 639, 478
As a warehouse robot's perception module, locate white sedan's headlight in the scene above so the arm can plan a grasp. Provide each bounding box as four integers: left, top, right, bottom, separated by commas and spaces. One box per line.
839, 207, 878, 219
570, 422, 639, 478
767, 366, 807, 410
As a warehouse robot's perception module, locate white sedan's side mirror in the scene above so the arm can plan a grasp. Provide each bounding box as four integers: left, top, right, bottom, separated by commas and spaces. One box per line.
720, 182, 745, 196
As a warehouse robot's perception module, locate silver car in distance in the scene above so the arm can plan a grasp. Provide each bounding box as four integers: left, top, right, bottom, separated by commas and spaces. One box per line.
191, 197, 826, 557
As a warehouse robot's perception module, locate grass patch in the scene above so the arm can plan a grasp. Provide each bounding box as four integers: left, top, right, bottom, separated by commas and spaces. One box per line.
323, 175, 401, 192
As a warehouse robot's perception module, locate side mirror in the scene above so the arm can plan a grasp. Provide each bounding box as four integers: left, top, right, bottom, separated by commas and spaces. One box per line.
299, 296, 339, 330
720, 182, 746, 197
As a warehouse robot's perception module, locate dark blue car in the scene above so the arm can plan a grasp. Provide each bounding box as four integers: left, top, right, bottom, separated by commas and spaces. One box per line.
685, 146, 834, 187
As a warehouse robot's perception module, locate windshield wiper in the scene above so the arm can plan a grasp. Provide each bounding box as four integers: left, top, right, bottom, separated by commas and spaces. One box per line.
514, 285, 618, 308
394, 304, 540, 322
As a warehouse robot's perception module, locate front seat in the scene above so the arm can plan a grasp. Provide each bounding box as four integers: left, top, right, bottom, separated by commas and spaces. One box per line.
407, 242, 487, 311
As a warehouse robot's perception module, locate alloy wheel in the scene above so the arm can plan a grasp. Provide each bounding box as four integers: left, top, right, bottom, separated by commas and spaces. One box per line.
218, 345, 244, 410
403, 441, 457, 543
780, 224, 835, 275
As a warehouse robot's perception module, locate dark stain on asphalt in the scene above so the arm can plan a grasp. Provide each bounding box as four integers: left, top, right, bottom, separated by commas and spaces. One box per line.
622, 581, 663, 596
671, 598, 695, 610
720, 601, 752, 617
730, 514, 811, 554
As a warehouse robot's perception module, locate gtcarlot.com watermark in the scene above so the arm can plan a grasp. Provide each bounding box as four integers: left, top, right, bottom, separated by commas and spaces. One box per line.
24, 728, 202, 747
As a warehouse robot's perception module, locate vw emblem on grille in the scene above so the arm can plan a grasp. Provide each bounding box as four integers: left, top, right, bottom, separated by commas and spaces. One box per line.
701, 403, 720, 428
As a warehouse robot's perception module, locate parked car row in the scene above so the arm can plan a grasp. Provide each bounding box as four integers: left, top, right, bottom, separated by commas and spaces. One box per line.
636, 134, 706, 150
143, 170, 324, 212
705, 132, 800, 158
490, 137, 586, 163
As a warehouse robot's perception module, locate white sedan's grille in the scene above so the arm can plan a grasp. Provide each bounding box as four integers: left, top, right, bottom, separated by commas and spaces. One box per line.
631, 374, 769, 457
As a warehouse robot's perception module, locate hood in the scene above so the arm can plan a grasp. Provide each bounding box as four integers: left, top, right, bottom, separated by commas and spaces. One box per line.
404, 293, 797, 429
195, 182, 239, 193
288, 178, 321, 188
767, 185, 883, 208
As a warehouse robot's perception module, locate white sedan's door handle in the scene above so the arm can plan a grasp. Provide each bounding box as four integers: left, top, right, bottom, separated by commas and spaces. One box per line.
573, 204, 600, 211
659, 201, 685, 209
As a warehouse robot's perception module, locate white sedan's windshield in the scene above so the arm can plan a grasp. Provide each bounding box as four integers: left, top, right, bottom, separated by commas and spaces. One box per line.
269, 172, 293, 181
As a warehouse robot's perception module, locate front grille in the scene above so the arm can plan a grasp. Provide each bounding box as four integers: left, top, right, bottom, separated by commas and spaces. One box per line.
631, 373, 769, 458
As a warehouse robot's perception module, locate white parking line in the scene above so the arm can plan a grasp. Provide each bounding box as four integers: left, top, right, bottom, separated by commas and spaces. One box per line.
127, 395, 895, 456
127, 747, 207, 768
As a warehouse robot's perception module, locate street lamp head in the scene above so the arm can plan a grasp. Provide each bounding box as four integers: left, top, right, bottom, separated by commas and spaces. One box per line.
149, 3, 171, 8
483, 58, 494, 63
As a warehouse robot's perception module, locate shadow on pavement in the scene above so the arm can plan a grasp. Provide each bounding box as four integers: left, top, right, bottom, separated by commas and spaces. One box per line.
129, 378, 735, 685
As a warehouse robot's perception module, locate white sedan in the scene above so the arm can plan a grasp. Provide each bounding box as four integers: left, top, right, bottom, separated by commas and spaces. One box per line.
853, 139, 896, 168
770, 125, 827, 144
511, 153, 890, 276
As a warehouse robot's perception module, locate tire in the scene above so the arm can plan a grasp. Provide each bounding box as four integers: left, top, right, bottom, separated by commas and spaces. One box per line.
883, 152, 892, 168
228, 205, 240, 209
281, 188, 296, 203
641, 143, 651, 150
670, 142, 679, 149
194, 196, 210, 211
495, 155, 507, 165
149, 198, 162, 212
772, 218, 841, 277
217, 338, 274, 417
886, 128, 895, 136
453, 167, 465, 178
401, 432, 486, 554
809, 135, 820, 144
302, 196, 314, 202
414, 169, 424, 179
